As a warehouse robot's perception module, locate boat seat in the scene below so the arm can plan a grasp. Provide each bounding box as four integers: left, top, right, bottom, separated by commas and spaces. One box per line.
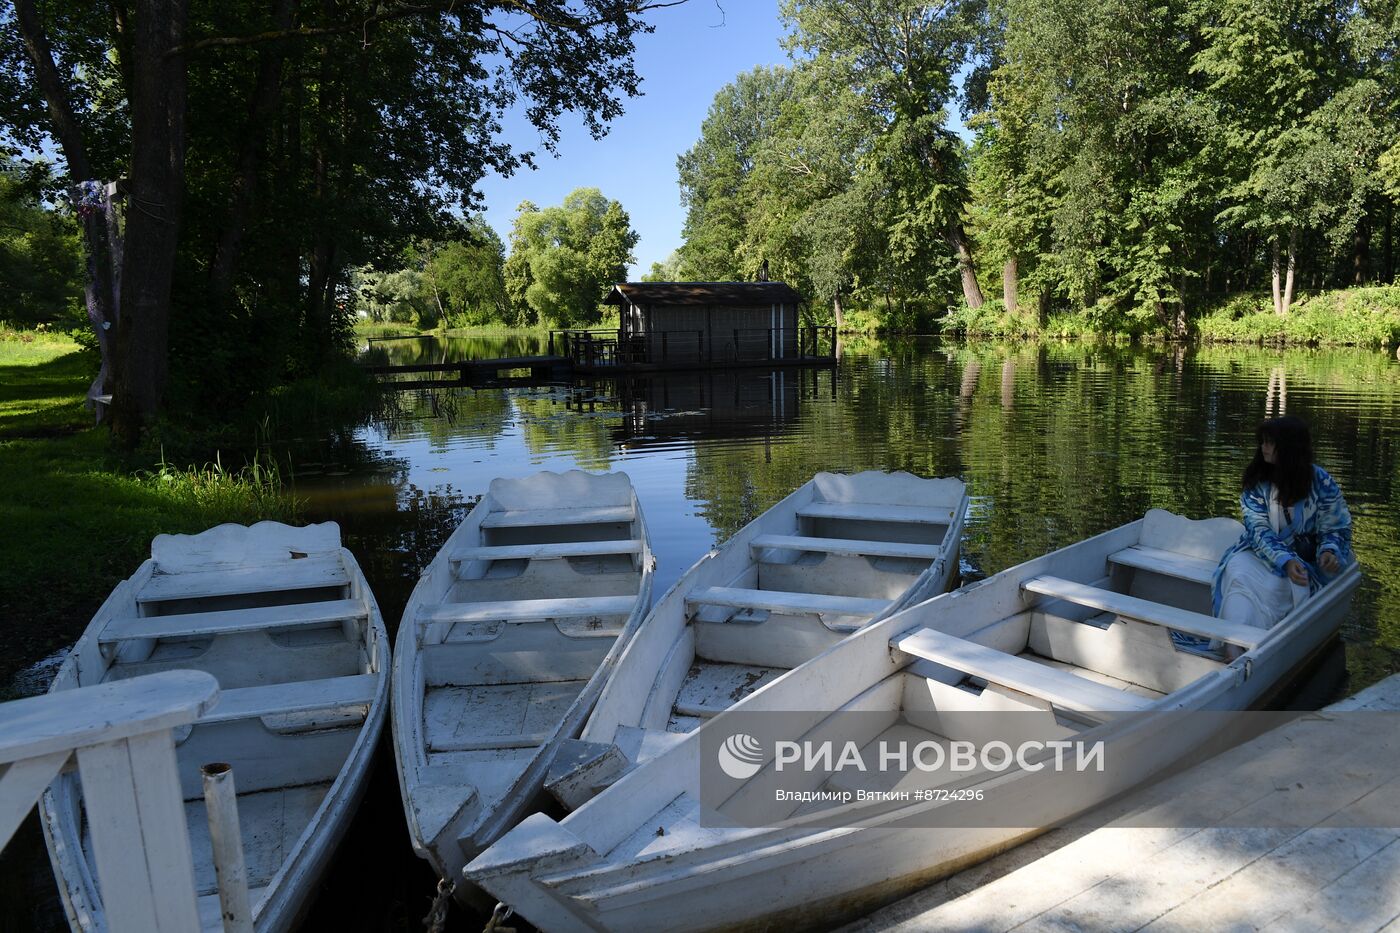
200, 673, 378, 724
428, 732, 551, 753
449, 540, 641, 564
893, 628, 1154, 713
1107, 546, 1216, 585
796, 502, 954, 525
137, 554, 349, 604
479, 505, 635, 530
685, 587, 891, 619
417, 595, 637, 625
1022, 575, 1262, 649
101, 598, 366, 644
750, 534, 942, 562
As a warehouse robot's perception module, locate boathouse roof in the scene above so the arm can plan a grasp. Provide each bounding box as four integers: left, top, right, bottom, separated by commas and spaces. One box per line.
604, 282, 804, 307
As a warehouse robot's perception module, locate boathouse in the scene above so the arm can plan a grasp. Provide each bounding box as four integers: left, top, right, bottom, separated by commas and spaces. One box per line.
549, 281, 834, 372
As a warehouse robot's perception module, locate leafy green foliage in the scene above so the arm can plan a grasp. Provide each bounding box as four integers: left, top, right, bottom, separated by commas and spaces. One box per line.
503, 189, 638, 326
0, 158, 83, 327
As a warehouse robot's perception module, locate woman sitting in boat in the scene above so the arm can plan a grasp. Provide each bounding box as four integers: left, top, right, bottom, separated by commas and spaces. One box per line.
1178, 415, 1353, 657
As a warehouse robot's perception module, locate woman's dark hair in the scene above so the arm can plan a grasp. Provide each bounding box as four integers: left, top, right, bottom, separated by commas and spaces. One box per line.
1243, 416, 1314, 505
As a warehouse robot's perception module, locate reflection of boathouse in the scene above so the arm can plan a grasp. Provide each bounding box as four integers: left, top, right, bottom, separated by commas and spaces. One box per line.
551, 282, 837, 372
570, 368, 837, 448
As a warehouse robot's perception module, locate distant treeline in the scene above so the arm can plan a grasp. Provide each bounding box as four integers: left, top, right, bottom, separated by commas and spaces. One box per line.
666, 0, 1399, 336
352, 188, 636, 330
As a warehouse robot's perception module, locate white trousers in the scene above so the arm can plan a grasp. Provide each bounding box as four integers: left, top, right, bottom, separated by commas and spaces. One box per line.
1217, 549, 1308, 630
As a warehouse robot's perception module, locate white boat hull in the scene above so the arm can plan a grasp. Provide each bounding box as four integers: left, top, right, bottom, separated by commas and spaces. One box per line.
391, 470, 655, 898
549, 471, 969, 808
40, 521, 390, 933
467, 510, 1360, 931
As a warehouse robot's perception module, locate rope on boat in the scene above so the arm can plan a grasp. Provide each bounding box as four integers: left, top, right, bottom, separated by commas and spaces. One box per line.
483, 902, 516, 933
424, 878, 454, 933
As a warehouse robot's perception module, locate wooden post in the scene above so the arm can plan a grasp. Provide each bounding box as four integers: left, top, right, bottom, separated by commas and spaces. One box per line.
202, 763, 253, 933
661, 330, 668, 363
697, 330, 704, 363
733, 329, 740, 361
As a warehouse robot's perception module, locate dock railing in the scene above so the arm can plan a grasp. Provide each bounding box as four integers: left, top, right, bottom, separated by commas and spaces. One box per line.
551, 325, 837, 368
1, 669, 220, 933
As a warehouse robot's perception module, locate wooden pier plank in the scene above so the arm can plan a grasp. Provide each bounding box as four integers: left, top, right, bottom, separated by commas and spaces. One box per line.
841, 673, 1400, 933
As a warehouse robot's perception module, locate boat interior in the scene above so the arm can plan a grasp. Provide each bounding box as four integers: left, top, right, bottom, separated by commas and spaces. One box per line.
588, 515, 1251, 857
763, 527, 1252, 821
58, 548, 380, 912
612, 495, 962, 782
411, 491, 648, 817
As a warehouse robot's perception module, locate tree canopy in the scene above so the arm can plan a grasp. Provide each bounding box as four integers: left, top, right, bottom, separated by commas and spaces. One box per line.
674, 0, 1400, 334
1, 0, 676, 438
503, 188, 638, 326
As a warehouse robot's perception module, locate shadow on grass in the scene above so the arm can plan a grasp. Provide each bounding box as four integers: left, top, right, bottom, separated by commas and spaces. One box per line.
0, 350, 95, 438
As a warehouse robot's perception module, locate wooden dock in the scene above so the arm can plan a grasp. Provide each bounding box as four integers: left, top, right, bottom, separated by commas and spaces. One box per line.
362, 355, 570, 389
843, 673, 1400, 933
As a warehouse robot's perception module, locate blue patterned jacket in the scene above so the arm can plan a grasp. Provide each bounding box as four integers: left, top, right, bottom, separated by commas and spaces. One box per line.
1210, 464, 1353, 614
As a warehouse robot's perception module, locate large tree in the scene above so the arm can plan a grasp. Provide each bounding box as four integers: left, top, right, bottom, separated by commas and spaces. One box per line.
782, 0, 991, 310
3, 0, 680, 441
676, 65, 794, 280
503, 188, 638, 325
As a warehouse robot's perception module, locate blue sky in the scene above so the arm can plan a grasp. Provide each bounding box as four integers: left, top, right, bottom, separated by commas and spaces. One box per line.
475, 2, 789, 276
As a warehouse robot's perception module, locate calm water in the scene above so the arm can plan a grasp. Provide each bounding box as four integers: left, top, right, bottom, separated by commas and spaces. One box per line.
6, 334, 1399, 931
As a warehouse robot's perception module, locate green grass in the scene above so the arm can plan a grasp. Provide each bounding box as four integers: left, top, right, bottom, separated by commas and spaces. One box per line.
0, 327, 303, 694
1195, 286, 1400, 347
353, 319, 425, 339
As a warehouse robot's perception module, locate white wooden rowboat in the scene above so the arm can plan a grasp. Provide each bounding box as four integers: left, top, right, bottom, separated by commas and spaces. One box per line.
41, 521, 389, 933
466, 509, 1361, 932
545, 470, 969, 809
391, 470, 654, 897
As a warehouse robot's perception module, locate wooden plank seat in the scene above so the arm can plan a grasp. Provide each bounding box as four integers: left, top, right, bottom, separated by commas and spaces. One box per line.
893, 628, 1155, 713
797, 502, 955, 525
479, 505, 635, 530
1022, 575, 1262, 649
428, 732, 551, 753
200, 673, 378, 725
449, 540, 641, 564
137, 554, 349, 604
417, 595, 637, 625
1108, 545, 1216, 586
685, 586, 891, 618
101, 598, 366, 644
750, 534, 943, 562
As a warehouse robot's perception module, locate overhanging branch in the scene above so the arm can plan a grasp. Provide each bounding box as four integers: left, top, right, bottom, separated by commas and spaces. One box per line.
168, 0, 689, 57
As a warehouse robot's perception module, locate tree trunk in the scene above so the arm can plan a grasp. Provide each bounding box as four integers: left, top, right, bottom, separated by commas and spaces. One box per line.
832, 290, 845, 330
1002, 257, 1018, 313
1036, 287, 1050, 327
208, 0, 298, 309
1271, 237, 1283, 315
12, 0, 122, 415
1384, 200, 1395, 285
1353, 220, 1369, 286
947, 223, 984, 308
109, 0, 188, 444
1282, 227, 1298, 316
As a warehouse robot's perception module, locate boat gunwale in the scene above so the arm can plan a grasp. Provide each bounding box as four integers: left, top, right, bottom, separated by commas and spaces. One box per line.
39, 541, 391, 933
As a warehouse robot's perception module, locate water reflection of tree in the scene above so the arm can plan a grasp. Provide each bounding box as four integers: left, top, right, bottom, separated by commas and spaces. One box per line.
513, 390, 616, 471
679, 339, 1400, 679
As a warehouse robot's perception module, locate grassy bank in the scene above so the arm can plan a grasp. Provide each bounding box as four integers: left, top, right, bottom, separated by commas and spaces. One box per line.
1194, 286, 1400, 347
0, 330, 302, 696
354, 320, 424, 339
934, 285, 1400, 346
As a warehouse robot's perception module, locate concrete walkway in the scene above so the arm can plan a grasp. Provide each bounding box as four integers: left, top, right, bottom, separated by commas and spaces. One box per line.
844, 674, 1400, 933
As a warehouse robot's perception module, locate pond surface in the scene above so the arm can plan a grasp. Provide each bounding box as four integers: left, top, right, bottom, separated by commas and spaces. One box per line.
7, 333, 1399, 931
345, 333, 1399, 693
